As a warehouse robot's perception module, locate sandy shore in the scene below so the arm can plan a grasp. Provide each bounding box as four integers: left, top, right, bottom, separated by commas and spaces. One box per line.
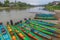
54, 10, 60, 18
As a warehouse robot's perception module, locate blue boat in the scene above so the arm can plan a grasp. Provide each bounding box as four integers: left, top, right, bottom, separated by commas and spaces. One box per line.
0, 30, 4, 40
35, 14, 57, 20
30, 20, 55, 27
35, 14, 54, 17
0, 23, 11, 40
17, 23, 52, 40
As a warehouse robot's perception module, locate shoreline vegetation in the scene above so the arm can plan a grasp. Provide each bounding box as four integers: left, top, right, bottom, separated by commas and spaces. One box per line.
0, 0, 33, 10
45, 1, 60, 11
0, 6, 31, 10
45, 5, 60, 11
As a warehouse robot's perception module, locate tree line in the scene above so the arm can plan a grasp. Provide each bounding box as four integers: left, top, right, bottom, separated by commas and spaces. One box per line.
0, 0, 31, 7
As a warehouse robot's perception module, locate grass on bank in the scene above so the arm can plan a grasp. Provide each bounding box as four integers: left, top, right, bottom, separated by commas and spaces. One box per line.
45, 5, 60, 11
0, 6, 31, 10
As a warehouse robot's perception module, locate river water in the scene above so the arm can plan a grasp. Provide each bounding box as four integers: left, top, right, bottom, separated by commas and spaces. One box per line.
0, 7, 56, 24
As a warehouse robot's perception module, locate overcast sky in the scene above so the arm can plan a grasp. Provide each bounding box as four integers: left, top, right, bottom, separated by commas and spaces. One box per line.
0, 0, 60, 5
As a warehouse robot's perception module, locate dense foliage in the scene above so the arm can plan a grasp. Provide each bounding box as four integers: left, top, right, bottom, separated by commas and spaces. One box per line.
45, 2, 60, 11
0, 0, 31, 7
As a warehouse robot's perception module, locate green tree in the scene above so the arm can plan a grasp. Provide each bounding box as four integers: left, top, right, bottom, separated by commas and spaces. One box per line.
57, 3, 60, 6
17, 2, 30, 7
0, 2, 3, 7
4, 0, 9, 7
17, 2, 25, 7
48, 3, 53, 6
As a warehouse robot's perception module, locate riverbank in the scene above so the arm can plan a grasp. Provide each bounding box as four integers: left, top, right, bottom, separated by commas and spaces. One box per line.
0, 6, 31, 10
45, 5, 60, 11
0, 7, 60, 25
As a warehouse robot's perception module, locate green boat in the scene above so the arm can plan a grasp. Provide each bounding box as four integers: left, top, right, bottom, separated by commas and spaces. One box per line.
7, 25, 20, 40
35, 17, 57, 20
30, 20, 60, 34
30, 20, 55, 27
14, 26, 31, 40
31, 23, 60, 37
19, 27, 43, 40
17, 23, 52, 40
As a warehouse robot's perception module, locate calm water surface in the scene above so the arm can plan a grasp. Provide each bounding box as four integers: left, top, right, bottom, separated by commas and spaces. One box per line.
0, 7, 55, 24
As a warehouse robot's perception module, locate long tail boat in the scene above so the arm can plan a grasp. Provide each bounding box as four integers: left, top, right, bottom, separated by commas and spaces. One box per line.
13, 26, 31, 40
18, 26, 43, 40
0, 22, 11, 40
23, 19, 60, 38
29, 20, 60, 34
16, 22, 52, 40
30, 20, 55, 27
28, 23, 60, 38
6, 24, 20, 40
